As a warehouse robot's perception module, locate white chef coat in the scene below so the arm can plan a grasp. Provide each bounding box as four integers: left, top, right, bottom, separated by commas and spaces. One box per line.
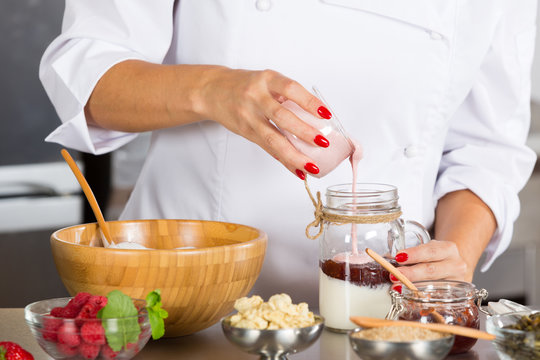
40, 0, 537, 305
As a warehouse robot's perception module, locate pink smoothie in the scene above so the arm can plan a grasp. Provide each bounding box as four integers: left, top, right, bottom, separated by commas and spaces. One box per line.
332, 252, 371, 264
281, 100, 355, 178
349, 138, 362, 254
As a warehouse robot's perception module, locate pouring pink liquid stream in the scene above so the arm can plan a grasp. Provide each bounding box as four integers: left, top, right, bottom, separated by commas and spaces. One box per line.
282, 92, 364, 257
307, 86, 364, 258
349, 141, 363, 256
299, 91, 394, 330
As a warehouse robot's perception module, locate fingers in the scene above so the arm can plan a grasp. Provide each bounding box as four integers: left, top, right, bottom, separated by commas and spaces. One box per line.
389, 240, 468, 282
260, 95, 328, 151
395, 240, 460, 265
243, 70, 330, 177
390, 283, 403, 294
265, 71, 328, 118
395, 260, 466, 282
202, 68, 331, 179
249, 121, 319, 178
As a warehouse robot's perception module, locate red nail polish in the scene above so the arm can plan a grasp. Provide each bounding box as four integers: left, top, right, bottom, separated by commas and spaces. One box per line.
317, 106, 332, 119
304, 163, 320, 175
295, 169, 305, 180
390, 274, 398, 282
395, 253, 408, 263
393, 285, 402, 294
314, 135, 329, 148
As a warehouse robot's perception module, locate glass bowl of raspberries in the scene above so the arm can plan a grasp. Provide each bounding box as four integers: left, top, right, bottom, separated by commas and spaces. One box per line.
24, 291, 155, 360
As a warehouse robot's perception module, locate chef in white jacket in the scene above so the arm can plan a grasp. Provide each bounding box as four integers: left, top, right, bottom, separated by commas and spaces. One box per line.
40, 0, 537, 305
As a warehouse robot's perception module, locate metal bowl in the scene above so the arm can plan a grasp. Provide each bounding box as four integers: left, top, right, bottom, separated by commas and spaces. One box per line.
221, 315, 324, 360
349, 327, 455, 360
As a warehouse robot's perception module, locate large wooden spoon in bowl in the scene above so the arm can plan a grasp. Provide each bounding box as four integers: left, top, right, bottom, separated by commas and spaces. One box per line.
60, 149, 113, 247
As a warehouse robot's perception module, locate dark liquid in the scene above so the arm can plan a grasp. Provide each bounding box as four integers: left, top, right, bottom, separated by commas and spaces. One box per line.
320, 258, 396, 287
399, 305, 479, 354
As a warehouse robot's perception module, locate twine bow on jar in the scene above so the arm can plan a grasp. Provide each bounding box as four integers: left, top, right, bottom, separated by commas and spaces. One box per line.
304, 180, 402, 240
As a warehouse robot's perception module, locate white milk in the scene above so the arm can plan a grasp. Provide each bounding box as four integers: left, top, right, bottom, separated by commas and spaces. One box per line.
319, 270, 392, 331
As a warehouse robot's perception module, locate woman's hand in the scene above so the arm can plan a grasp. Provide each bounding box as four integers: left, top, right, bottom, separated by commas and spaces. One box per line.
390, 240, 470, 287
87, 61, 331, 179
195, 67, 331, 179
388, 190, 497, 291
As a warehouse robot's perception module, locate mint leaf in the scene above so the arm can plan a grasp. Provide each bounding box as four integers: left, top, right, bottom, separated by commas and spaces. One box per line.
97, 290, 141, 352
146, 289, 168, 339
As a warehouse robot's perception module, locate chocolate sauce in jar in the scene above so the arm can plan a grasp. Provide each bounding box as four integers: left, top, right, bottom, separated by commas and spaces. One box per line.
320, 258, 397, 287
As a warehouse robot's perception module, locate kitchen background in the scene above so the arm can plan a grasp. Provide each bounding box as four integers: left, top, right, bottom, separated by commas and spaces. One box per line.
1, 0, 539, 308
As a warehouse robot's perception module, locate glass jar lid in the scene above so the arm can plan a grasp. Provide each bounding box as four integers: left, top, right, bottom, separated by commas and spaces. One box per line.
401, 280, 478, 303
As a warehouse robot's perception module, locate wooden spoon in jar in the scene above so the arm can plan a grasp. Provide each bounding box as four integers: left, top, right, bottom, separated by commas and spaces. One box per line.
350, 316, 495, 340
365, 248, 446, 324
61, 149, 113, 247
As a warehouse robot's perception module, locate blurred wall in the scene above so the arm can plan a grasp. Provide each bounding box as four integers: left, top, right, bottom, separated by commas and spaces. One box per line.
0, 0, 65, 165
530, 3, 540, 102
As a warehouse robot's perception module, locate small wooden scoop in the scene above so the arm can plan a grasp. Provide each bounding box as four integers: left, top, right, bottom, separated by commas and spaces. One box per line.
350, 316, 495, 341
366, 248, 416, 289
365, 248, 446, 324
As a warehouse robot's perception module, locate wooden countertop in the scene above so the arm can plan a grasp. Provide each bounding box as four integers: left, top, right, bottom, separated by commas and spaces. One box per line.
0, 308, 498, 360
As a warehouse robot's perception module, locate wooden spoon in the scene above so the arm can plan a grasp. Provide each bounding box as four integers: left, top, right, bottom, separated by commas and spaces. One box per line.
366, 248, 416, 289
350, 316, 495, 340
61, 149, 113, 247
365, 248, 446, 323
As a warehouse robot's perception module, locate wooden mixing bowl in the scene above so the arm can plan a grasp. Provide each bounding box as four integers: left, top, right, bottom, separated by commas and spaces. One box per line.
50, 219, 267, 337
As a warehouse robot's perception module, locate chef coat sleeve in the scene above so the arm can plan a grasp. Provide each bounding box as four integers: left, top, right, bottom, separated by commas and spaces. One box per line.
39, 0, 175, 154
433, 0, 537, 271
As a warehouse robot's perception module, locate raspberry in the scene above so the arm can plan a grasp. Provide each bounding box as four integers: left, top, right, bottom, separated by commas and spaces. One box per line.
100, 344, 119, 359
87, 295, 107, 310
57, 322, 81, 347
80, 321, 106, 345
80, 302, 100, 318
42, 316, 63, 342
62, 304, 80, 319
78, 342, 100, 360
76, 303, 99, 327
50, 307, 65, 318
70, 292, 92, 309
56, 342, 78, 356
126, 342, 140, 354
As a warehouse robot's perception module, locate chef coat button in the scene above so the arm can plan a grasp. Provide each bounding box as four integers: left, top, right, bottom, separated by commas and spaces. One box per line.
404, 145, 421, 158
430, 31, 443, 40
255, 0, 272, 11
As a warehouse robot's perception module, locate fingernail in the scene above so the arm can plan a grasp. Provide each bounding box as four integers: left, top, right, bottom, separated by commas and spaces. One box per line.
393, 285, 402, 294
317, 106, 332, 119
395, 252, 408, 263
295, 169, 306, 180
304, 163, 320, 175
314, 135, 330, 148
390, 274, 398, 282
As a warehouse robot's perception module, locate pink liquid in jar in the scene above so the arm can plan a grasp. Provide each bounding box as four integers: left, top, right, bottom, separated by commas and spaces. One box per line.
281, 100, 358, 178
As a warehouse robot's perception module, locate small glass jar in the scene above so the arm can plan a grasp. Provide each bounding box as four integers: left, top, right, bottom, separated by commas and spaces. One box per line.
318, 183, 430, 332
388, 280, 489, 354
